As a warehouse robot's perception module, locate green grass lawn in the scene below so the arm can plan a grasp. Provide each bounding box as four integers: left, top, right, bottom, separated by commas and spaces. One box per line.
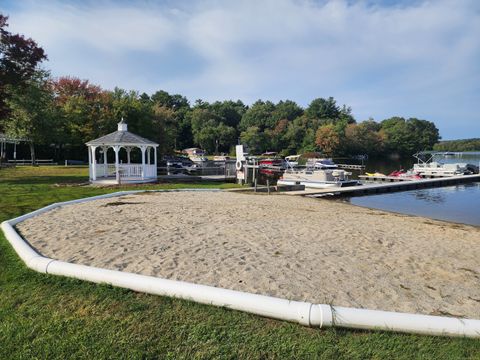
0, 166, 478, 359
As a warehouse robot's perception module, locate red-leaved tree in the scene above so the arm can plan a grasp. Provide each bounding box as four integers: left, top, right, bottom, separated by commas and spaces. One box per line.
0, 14, 47, 122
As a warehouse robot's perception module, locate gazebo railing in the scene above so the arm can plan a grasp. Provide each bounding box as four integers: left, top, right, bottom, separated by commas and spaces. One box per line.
95, 164, 157, 179
143, 164, 157, 178
94, 164, 116, 177
119, 164, 142, 178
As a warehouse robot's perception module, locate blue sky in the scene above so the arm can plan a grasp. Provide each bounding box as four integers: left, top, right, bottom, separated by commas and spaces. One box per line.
1, 0, 479, 139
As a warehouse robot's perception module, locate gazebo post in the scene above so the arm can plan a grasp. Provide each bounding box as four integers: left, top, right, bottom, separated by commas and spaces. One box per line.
140, 146, 146, 180
102, 146, 108, 177
154, 146, 157, 168
126, 146, 131, 164
88, 145, 92, 180
147, 147, 151, 165
113, 145, 120, 184
154, 146, 158, 180
91, 146, 97, 181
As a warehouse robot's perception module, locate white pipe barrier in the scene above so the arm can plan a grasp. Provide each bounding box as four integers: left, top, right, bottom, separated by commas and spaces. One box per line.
2, 190, 480, 338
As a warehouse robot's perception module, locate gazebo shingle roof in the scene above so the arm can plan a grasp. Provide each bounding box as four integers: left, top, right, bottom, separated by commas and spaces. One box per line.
86, 130, 158, 146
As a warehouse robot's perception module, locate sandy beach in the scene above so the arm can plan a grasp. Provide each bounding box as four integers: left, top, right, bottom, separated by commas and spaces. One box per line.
16, 191, 480, 318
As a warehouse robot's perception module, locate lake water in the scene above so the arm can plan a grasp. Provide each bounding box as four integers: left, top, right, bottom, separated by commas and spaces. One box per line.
344, 152, 480, 226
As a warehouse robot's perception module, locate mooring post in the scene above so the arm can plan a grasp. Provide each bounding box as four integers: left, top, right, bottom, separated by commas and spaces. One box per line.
267, 179, 270, 195
252, 159, 256, 186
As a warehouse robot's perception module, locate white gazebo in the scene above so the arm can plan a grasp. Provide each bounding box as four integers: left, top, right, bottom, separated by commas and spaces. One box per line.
86, 119, 159, 184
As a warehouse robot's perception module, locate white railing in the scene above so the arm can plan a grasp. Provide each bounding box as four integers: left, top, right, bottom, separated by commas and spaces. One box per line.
119, 164, 143, 178
94, 163, 157, 179
143, 164, 157, 178
95, 164, 116, 178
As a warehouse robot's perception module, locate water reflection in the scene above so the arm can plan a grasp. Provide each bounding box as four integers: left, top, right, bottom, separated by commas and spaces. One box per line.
347, 182, 480, 226
410, 190, 446, 204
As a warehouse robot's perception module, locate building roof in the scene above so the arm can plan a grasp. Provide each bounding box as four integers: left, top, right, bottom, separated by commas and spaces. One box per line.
85, 120, 158, 147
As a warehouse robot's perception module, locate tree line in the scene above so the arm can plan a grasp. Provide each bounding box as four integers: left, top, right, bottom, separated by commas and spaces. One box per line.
433, 139, 480, 152
1, 14, 440, 162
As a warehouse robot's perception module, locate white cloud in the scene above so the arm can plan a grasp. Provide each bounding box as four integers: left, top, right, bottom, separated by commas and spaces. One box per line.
8, 1, 178, 53
2, 0, 479, 137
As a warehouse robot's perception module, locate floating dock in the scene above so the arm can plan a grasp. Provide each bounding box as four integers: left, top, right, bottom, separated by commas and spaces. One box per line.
337, 164, 366, 170
283, 174, 480, 197
358, 173, 469, 182
358, 175, 412, 182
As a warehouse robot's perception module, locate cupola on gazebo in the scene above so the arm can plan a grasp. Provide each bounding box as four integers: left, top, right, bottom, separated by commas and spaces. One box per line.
86, 119, 158, 184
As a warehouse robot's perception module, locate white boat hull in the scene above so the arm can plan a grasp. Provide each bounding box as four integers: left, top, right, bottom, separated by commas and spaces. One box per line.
277, 179, 358, 189
413, 162, 469, 177
278, 165, 359, 189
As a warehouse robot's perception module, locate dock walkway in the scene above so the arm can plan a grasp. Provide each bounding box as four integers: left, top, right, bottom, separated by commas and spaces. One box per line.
283, 174, 480, 197
337, 164, 366, 170
358, 175, 412, 182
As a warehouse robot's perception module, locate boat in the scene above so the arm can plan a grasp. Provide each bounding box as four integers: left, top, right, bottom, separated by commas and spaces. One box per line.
182, 147, 208, 163
259, 157, 284, 176
413, 162, 470, 177
365, 172, 386, 177
259, 158, 283, 167
388, 170, 422, 180
285, 155, 301, 168
307, 158, 338, 169
277, 168, 359, 188
259, 152, 285, 170
261, 151, 278, 156
412, 153, 470, 177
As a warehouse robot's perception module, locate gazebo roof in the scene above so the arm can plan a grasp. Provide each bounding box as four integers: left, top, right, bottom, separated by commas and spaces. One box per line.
85, 120, 158, 147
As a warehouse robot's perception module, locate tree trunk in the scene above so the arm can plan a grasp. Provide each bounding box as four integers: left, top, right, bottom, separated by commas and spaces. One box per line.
29, 142, 37, 166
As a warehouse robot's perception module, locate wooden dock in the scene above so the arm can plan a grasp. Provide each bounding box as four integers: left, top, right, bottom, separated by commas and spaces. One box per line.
283, 174, 480, 197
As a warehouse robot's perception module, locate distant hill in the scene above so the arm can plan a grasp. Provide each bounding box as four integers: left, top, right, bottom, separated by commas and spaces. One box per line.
433, 138, 480, 152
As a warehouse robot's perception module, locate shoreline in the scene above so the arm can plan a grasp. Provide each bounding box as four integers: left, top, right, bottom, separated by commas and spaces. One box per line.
16, 190, 480, 318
